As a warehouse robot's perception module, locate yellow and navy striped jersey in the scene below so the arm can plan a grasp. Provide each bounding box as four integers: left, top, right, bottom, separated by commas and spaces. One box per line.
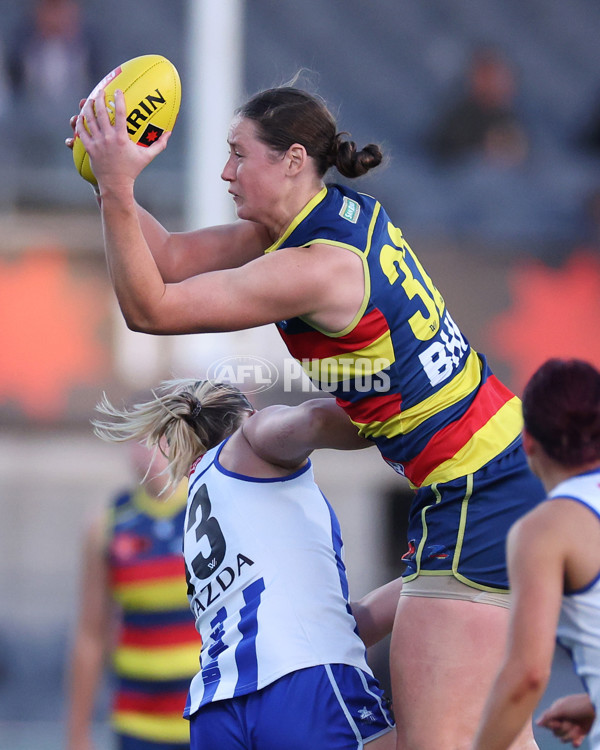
106, 486, 199, 743
267, 184, 522, 488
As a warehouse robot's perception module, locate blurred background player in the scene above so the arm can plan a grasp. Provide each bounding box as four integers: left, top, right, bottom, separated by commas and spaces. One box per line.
65, 440, 198, 750
472, 358, 600, 750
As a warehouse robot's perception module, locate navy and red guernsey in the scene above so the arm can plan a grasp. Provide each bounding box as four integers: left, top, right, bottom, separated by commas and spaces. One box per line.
266, 184, 522, 489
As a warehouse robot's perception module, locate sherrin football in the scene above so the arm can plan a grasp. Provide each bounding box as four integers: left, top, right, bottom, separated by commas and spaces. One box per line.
72, 54, 181, 185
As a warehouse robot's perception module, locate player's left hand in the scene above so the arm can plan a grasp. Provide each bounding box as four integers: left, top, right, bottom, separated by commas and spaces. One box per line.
75, 89, 171, 192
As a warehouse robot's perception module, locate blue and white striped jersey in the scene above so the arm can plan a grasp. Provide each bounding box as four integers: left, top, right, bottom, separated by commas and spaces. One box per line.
182, 438, 372, 717
551, 469, 600, 749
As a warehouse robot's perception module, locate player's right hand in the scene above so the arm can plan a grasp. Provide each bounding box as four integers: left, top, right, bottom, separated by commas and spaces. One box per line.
65, 99, 86, 151
536, 693, 595, 747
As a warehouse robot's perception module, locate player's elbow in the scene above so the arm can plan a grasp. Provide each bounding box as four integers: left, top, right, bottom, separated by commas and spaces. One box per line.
512, 663, 551, 702
297, 399, 338, 444
121, 309, 150, 332
120, 306, 162, 334
126, 318, 166, 335
304, 399, 331, 431
125, 318, 147, 333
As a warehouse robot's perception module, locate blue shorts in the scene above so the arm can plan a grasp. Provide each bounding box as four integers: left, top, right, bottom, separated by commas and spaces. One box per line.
401, 439, 545, 590
188, 664, 394, 750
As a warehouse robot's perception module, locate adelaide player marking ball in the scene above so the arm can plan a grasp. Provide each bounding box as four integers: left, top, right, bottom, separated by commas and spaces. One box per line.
72, 54, 181, 185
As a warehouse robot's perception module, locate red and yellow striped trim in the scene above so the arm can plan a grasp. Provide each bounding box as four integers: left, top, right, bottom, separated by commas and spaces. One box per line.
346, 349, 482, 439
400, 378, 522, 487
281, 308, 395, 384
337, 391, 403, 426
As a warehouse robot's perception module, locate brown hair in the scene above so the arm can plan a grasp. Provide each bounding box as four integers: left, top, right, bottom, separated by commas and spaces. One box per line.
238, 87, 383, 178
92, 379, 254, 494
522, 358, 600, 467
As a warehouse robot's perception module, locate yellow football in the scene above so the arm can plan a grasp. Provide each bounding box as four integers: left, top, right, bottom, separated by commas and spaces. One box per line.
72, 54, 181, 185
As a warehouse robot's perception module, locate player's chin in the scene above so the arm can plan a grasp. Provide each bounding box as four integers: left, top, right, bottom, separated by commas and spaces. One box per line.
233, 199, 250, 220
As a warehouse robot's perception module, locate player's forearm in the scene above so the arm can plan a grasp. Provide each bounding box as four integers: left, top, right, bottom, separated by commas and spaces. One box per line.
351, 577, 403, 648
136, 202, 180, 279
66, 634, 105, 749
100, 190, 169, 331
472, 664, 548, 750
94, 185, 191, 284
301, 398, 371, 451
138, 209, 269, 283
135, 205, 218, 282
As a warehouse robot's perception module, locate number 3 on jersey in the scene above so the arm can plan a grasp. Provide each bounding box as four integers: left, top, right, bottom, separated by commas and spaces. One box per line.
185, 483, 226, 587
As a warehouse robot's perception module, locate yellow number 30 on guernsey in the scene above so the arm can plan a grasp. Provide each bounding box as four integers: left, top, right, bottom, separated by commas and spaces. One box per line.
379, 223, 445, 341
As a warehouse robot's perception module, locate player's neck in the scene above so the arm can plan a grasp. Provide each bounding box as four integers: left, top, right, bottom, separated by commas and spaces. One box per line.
543, 459, 600, 492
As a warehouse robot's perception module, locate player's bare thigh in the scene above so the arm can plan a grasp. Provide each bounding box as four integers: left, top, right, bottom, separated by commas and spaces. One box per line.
366, 726, 397, 750
389, 577, 538, 750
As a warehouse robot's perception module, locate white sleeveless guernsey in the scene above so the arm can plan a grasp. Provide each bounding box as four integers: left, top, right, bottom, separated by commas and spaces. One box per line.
550, 469, 600, 748
183, 439, 372, 716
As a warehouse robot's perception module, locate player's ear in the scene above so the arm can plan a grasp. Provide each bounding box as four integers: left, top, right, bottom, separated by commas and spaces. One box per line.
521, 428, 535, 458
286, 143, 307, 175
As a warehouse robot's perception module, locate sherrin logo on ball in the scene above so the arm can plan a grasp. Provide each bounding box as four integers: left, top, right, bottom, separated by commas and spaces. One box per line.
72, 54, 181, 185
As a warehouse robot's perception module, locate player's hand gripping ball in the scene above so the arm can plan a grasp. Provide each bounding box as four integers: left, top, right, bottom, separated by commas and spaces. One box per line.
72, 54, 181, 185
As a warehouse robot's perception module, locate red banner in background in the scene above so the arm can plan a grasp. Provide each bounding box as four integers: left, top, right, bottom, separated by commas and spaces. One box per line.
487, 250, 600, 396
0, 247, 110, 421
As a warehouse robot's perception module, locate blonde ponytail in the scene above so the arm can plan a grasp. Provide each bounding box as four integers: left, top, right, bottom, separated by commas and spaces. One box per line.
92, 379, 254, 494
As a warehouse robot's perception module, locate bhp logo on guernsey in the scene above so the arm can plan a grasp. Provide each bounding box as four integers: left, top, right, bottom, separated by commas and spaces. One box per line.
206, 356, 391, 394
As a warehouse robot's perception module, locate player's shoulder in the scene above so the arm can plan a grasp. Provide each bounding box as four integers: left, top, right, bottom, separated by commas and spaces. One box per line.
233, 219, 272, 245
221, 219, 272, 259
509, 496, 578, 563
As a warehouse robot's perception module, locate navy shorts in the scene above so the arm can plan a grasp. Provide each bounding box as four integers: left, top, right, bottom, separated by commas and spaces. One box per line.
118, 735, 189, 750
188, 664, 394, 750
401, 438, 545, 590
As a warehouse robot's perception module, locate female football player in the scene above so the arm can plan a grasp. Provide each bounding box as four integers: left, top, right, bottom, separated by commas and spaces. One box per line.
69, 84, 543, 748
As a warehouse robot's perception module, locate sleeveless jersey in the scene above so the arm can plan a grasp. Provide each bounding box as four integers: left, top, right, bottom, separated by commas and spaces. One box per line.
182, 440, 372, 717
550, 469, 600, 747
266, 184, 522, 488
107, 487, 199, 743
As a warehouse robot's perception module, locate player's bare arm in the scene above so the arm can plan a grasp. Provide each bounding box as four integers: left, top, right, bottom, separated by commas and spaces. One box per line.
350, 577, 403, 649
139, 217, 271, 283
243, 399, 371, 468
74, 90, 270, 283
107, 230, 363, 335
106, 238, 362, 335
472, 509, 565, 750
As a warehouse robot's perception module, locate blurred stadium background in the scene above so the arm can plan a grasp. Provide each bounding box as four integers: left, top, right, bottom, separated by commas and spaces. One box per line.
1, 1, 599, 747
